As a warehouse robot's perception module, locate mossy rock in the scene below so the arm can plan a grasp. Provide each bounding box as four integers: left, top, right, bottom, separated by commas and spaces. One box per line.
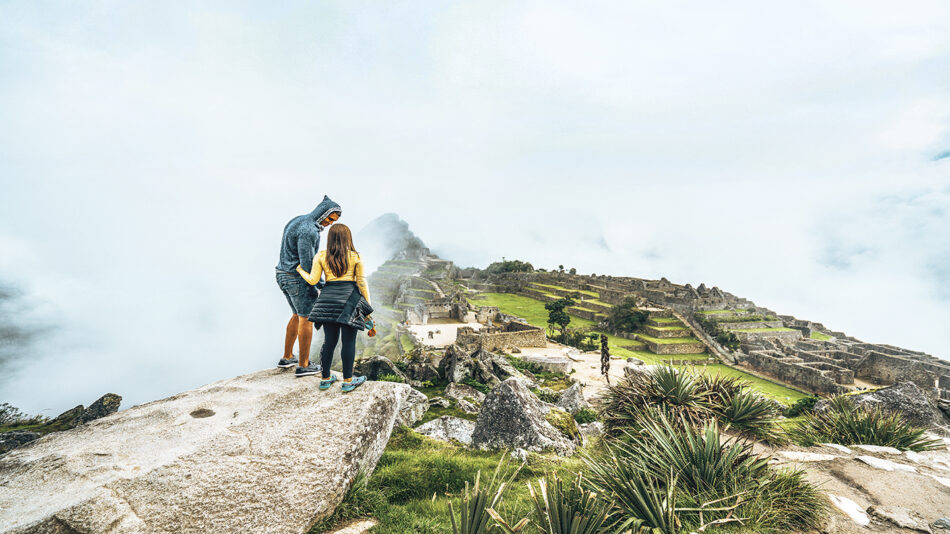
545, 408, 579, 441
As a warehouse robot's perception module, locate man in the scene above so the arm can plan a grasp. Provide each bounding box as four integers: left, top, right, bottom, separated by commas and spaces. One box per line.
275, 195, 341, 376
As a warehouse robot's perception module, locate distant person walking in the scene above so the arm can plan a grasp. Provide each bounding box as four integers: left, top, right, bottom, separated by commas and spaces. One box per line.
275, 195, 342, 377
297, 224, 373, 392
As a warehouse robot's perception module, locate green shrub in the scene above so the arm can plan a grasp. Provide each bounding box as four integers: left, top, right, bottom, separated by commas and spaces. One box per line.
783, 395, 819, 417
789, 395, 942, 451
605, 297, 648, 334
573, 408, 598, 425
378, 374, 405, 383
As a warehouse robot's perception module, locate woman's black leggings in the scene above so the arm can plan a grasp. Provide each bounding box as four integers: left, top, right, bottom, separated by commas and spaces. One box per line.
320, 323, 358, 379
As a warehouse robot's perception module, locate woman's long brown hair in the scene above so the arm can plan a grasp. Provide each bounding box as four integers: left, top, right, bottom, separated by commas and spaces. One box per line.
326, 224, 357, 277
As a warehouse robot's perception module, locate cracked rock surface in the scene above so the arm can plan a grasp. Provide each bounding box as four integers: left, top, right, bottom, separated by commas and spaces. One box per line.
0, 369, 417, 534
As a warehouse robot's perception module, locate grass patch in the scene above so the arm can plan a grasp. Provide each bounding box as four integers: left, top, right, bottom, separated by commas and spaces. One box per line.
650, 317, 680, 324
399, 334, 415, 353
810, 331, 833, 341
309, 427, 589, 534
648, 325, 689, 332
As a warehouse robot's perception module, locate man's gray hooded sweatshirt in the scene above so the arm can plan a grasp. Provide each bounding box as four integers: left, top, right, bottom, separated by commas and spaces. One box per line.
276, 195, 342, 274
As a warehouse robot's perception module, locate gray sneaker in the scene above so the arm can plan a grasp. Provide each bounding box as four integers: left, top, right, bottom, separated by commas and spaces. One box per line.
277, 356, 298, 369
295, 362, 321, 377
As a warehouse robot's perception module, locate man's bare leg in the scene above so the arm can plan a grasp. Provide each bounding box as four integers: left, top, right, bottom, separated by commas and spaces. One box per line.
283, 315, 299, 359
297, 315, 314, 367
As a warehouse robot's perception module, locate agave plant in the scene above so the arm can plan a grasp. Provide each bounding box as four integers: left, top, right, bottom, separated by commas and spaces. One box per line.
714, 389, 785, 444
583, 451, 679, 534
449, 459, 524, 534
695, 372, 746, 406
600, 366, 711, 435
625, 414, 770, 496
790, 395, 941, 451
527, 473, 609, 534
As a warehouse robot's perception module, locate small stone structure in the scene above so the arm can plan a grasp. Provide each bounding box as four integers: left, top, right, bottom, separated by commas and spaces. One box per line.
456, 320, 546, 351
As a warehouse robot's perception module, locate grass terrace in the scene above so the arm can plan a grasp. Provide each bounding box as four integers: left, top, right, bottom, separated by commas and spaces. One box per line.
698, 309, 746, 315
733, 327, 798, 333
636, 333, 703, 345
649, 325, 690, 332
810, 331, 834, 341
473, 292, 805, 404
650, 317, 681, 324
530, 282, 598, 297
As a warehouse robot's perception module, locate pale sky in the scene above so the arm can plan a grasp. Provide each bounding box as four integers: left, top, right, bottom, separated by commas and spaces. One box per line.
1, 1, 949, 414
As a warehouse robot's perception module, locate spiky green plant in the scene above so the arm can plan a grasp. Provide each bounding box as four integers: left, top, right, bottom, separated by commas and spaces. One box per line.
714, 389, 786, 444
790, 395, 942, 451
583, 452, 679, 534
622, 415, 770, 496
527, 473, 609, 534
695, 372, 746, 406
448, 459, 524, 534
600, 366, 711, 435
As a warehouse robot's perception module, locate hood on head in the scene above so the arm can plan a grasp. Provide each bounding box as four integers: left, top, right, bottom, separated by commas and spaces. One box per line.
310, 195, 342, 229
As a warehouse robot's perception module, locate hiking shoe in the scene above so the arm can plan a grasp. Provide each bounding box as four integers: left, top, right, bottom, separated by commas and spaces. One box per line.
295, 362, 321, 377
277, 356, 298, 369
341, 376, 366, 393
319, 375, 338, 390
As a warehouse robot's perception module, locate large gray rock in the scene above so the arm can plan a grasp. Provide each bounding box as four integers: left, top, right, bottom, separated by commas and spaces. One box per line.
397, 388, 429, 426
80, 393, 122, 424
444, 382, 486, 404
0, 369, 418, 534
471, 378, 576, 456
439, 345, 472, 383
555, 383, 591, 414
355, 355, 407, 382
415, 416, 476, 445
819, 382, 949, 430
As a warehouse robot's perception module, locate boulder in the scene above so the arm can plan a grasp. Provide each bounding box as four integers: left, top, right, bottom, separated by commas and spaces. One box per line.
818, 382, 949, 430
555, 383, 591, 414
80, 393, 122, 424
415, 416, 476, 445
429, 396, 450, 409
50, 405, 84, 427
457, 399, 479, 414
439, 345, 472, 383
397, 388, 429, 426
0, 369, 418, 534
444, 383, 485, 404
471, 378, 576, 456
355, 355, 407, 382
472, 350, 537, 388
518, 354, 572, 374
579, 422, 604, 444
404, 362, 440, 383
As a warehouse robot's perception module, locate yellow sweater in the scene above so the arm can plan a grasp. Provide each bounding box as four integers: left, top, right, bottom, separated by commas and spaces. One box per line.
296, 250, 371, 305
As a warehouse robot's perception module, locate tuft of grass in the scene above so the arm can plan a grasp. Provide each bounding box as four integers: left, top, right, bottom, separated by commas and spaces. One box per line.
573, 408, 598, 425
789, 395, 942, 452
378, 374, 406, 383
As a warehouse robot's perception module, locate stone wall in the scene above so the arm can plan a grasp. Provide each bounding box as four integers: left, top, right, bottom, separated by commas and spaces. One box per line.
456, 322, 547, 351
741, 351, 846, 395
636, 337, 706, 355
734, 329, 803, 343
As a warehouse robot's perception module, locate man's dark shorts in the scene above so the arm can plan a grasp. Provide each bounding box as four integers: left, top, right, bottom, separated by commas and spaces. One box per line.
276, 271, 318, 316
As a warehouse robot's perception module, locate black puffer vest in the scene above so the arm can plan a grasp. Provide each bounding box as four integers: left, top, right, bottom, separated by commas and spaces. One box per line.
308, 281, 374, 330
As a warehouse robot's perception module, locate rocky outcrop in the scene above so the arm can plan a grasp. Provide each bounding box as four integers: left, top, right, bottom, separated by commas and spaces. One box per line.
0, 393, 123, 455
355, 355, 407, 381
818, 382, 950, 431
471, 378, 576, 456
0, 369, 419, 534
415, 416, 476, 445
555, 383, 591, 414
438, 346, 536, 388
80, 393, 122, 424
397, 388, 429, 426
769, 438, 950, 533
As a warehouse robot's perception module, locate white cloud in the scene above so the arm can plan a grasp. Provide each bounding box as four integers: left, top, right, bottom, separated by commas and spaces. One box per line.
1, 1, 949, 413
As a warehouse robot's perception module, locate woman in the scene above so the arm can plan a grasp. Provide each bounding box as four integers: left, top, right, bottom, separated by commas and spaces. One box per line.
296, 224, 373, 392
